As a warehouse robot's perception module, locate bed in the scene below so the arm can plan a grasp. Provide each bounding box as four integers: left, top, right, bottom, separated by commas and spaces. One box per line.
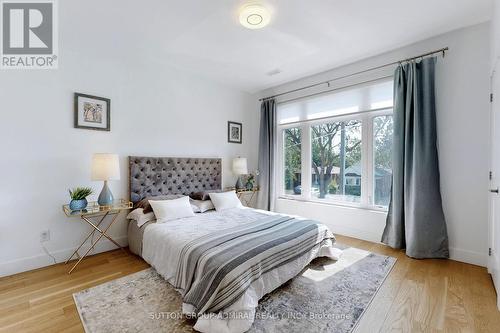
127, 156, 341, 333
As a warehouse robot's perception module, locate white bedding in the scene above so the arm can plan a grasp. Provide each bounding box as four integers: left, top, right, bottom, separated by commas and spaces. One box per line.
142, 207, 342, 333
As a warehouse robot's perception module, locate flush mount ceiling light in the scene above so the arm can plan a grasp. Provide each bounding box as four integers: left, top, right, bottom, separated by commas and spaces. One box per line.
239, 4, 271, 29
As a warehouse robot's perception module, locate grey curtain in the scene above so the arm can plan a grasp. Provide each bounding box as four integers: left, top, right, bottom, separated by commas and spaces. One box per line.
257, 99, 277, 211
381, 57, 449, 259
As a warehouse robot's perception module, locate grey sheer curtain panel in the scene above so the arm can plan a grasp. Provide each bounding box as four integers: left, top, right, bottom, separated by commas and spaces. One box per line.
382, 57, 449, 259
257, 99, 277, 211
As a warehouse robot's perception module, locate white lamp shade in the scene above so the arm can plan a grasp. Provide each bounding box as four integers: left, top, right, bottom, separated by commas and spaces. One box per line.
91, 154, 120, 181
232, 157, 248, 175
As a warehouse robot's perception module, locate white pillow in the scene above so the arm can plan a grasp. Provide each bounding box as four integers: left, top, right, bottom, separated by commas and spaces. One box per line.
209, 191, 243, 211
148, 196, 195, 223
126, 208, 156, 228
190, 199, 215, 213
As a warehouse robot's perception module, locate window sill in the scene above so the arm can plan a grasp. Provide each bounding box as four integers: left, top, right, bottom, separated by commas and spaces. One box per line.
277, 196, 388, 213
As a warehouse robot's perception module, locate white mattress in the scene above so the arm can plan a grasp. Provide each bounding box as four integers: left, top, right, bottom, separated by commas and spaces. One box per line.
142, 207, 342, 333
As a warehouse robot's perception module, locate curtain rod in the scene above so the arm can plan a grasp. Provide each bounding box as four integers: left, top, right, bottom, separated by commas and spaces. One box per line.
259, 47, 449, 102
279, 74, 393, 105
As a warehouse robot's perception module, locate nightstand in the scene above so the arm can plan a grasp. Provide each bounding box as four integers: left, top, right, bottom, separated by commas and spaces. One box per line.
226, 187, 259, 207
62, 199, 133, 274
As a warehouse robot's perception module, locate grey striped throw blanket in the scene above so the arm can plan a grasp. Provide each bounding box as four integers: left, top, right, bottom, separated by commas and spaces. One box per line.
173, 214, 335, 315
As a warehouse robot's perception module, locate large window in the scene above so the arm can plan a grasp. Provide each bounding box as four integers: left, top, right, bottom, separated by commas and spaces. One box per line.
283, 127, 302, 195
311, 120, 362, 203
373, 115, 393, 206
278, 79, 393, 210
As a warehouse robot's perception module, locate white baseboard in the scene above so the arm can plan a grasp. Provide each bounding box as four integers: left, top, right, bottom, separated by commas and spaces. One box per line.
0, 235, 128, 277
332, 226, 487, 268
330, 225, 382, 244
448, 247, 487, 267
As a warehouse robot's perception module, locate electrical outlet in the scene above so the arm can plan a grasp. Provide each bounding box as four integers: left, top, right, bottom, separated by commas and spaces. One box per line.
40, 230, 50, 242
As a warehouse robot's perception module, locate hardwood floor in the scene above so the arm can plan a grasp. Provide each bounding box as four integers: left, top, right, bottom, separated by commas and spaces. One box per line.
0, 235, 498, 332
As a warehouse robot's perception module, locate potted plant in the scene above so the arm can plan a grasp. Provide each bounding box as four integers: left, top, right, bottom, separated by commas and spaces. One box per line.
245, 174, 255, 190
68, 187, 93, 211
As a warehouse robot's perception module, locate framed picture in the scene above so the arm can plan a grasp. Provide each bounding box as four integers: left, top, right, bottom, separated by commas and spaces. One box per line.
228, 121, 242, 144
74, 93, 111, 131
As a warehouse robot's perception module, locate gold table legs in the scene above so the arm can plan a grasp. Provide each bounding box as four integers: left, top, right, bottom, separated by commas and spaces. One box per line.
65, 211, 127, 274
237, 191, 257, 207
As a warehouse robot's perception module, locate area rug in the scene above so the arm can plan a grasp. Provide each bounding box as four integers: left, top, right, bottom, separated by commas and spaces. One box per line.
73, 245, 396, 333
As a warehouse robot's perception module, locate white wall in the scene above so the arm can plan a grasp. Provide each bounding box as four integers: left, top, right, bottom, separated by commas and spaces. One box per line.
261, 23, 491, 267
491, 0, 500, 72
0, 51, 259, 276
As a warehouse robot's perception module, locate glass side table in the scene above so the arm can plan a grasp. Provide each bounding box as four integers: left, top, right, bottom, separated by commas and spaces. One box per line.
62, 199, 133, 274
225, 187, 259, 207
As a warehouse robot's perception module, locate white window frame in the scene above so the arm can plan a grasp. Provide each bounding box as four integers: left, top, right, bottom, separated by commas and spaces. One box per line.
277, 107, 393, 211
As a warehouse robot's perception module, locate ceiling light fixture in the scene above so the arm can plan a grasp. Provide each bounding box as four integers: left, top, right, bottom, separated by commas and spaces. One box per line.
239, 4, 271, 29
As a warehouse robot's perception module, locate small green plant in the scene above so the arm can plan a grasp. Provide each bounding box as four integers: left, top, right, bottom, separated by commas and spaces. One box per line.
245, 174, 255, 188
68, 187, 93, 200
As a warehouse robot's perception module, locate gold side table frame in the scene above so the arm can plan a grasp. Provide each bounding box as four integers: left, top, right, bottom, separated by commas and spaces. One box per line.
62, 199, 133, 274
226, 187, 259, 207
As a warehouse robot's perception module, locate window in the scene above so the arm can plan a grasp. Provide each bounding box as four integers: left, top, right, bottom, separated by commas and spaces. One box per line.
277, 79, 393, 210
311, 120, 362, 203
373, 115, 393, 206
283, 127, 302, 195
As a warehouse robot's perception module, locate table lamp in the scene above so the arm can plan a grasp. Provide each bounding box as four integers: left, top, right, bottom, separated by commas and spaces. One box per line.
232, 157, 248, 189
91, 153, 120, 206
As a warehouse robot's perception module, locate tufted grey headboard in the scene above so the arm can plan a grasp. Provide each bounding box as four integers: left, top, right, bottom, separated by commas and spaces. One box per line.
129, 156, 222, 204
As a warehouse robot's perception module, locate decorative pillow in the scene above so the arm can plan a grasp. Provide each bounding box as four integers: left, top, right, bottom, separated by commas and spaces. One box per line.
190, 199, 215, 213
135, 194, 184, 213
126, 208, 156, 228
190, 190, 222, 201
148, 196, 195, 223
209, 191, 243, 211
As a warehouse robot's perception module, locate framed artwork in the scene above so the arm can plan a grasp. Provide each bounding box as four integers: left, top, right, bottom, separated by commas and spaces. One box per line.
74, 93, 111, 131
228, 121, 242, 144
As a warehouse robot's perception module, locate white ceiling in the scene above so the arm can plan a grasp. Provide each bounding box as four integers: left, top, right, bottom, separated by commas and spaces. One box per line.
62, 0, 493, 93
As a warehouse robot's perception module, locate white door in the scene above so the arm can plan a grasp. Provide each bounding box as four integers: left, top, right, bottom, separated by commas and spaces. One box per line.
489, 63, 500, 310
